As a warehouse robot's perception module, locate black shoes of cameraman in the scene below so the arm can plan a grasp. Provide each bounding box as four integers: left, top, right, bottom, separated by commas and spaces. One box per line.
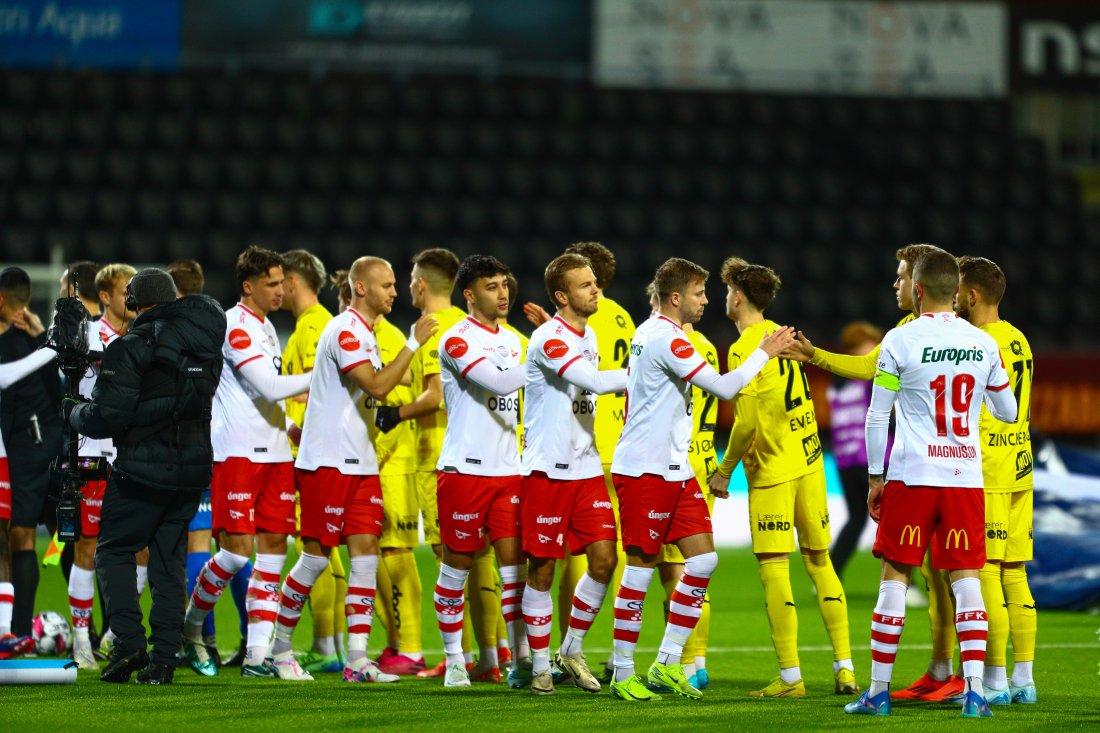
100, 646, 174, 685
100, 647, 148, 683
135, 661, 174, 685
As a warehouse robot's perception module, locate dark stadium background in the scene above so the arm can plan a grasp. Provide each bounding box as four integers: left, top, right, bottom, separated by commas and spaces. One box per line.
2, 0, 1098, 441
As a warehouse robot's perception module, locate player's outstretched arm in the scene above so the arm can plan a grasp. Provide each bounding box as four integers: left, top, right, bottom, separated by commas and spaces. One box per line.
803, 334, 881, 381
780, 330, 815, 363
352, 315, 437, 401
0, 346, 56, 391
463, 359, 526, 396
687, 327, 794, 400
560, 358, 626, 395
237, 360, 312, 402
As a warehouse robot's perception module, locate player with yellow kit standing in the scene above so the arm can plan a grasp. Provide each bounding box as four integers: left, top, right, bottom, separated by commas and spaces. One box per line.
955, 256, 1037, 706
709, 258, 856, 698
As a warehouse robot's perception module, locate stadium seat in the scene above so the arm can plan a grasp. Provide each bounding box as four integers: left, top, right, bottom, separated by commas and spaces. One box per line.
94, 190, 131, 227
155, 114, 190, 149
104, 152, 141, 186
14, 188, 50, 224
55, 188, 92, 227
177, 191, 213, 229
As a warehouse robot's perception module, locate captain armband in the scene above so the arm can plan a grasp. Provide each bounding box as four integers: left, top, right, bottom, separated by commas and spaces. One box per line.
873, 369, 900, 392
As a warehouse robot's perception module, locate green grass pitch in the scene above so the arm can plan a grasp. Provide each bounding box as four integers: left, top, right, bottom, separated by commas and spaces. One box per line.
4, 545, 1098, 732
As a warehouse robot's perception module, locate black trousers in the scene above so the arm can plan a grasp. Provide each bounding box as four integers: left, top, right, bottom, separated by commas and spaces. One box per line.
830, 466, 871, 577
94, 475, 199, 665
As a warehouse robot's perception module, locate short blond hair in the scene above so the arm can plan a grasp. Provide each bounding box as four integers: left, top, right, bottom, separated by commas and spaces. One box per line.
95, 263, 136, 295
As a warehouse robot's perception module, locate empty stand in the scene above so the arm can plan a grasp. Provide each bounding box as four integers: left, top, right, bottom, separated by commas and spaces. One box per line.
0, 70, 1088, 347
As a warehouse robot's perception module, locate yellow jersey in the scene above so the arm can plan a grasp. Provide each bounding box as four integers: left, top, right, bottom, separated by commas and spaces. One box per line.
373, 315, 417, 476
503, 322, 529, 455
728, 320, 823, 487
588, 295, 636, 465
810, 313, 916, 380
410, 305, 468, 470
282, 302, 333, 456
687, 328, 720, 485
979, 320, 1033, 492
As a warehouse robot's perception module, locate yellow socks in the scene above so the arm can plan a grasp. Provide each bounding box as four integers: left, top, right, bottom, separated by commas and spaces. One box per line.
330, 550, 347, 638
921, 552, 957, 662
759, 555, 799, 669
980, 562, 1009, 667
801, 549, 851, 661
1002, 564, 1036, 663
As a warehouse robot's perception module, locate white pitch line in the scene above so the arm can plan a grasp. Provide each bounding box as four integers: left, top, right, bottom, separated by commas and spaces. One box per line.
409, 642, 1096, 655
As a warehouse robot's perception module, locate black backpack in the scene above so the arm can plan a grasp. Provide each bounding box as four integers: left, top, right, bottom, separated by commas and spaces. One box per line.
119, 320, 222, 486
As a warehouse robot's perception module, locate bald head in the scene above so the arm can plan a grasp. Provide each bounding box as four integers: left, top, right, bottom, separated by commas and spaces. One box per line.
350, 256, 398, 317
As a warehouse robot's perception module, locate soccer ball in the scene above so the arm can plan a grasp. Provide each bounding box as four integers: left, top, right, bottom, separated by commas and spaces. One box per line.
32, 611, 72, 655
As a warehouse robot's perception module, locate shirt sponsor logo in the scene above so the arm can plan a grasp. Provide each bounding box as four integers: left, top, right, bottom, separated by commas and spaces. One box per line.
920, 346, 984, 365
445, 337, 469, 359
927, 444, 977, 459
324, 506, 344, 515
511, 495, 520, 504
536, 516, 562, 525
670, 338, 695, 359
543, 339, 569, 360
648, 511, 670, 520
338, 330, 361, 352
226, 492, 251, 501
988, 431, 1030, 447
370, 496, 384, 506
592, 500, 612, 509
229, 328, 252, 350
279, 492, 295, 502
452, 512, 479, 522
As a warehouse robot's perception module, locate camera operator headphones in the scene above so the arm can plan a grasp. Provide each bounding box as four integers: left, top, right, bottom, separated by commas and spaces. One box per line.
124, 281, 137, 312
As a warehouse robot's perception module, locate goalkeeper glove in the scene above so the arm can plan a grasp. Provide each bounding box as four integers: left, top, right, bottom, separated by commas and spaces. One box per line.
374, 405, 404, 434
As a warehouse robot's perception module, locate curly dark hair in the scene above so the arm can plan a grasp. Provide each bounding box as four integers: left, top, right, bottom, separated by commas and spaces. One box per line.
455, 254, 511, 293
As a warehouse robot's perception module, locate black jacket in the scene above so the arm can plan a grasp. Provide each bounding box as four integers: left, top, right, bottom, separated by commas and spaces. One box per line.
70, 295, 226, 492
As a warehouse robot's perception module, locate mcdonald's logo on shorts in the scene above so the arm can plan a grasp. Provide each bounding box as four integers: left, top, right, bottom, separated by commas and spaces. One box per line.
899, 525, 921, 546
945, 529, 969, 551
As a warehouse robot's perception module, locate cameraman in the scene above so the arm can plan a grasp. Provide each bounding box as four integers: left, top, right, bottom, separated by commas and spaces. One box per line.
68, 269, 226, 684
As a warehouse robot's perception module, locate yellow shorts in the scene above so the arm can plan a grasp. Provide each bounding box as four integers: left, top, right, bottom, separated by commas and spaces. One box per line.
748, 470, 831, 554
379, 473, 420, 548
984, 489, 1033, 563
661, 489, 715, 564
416, 470, 441, 546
